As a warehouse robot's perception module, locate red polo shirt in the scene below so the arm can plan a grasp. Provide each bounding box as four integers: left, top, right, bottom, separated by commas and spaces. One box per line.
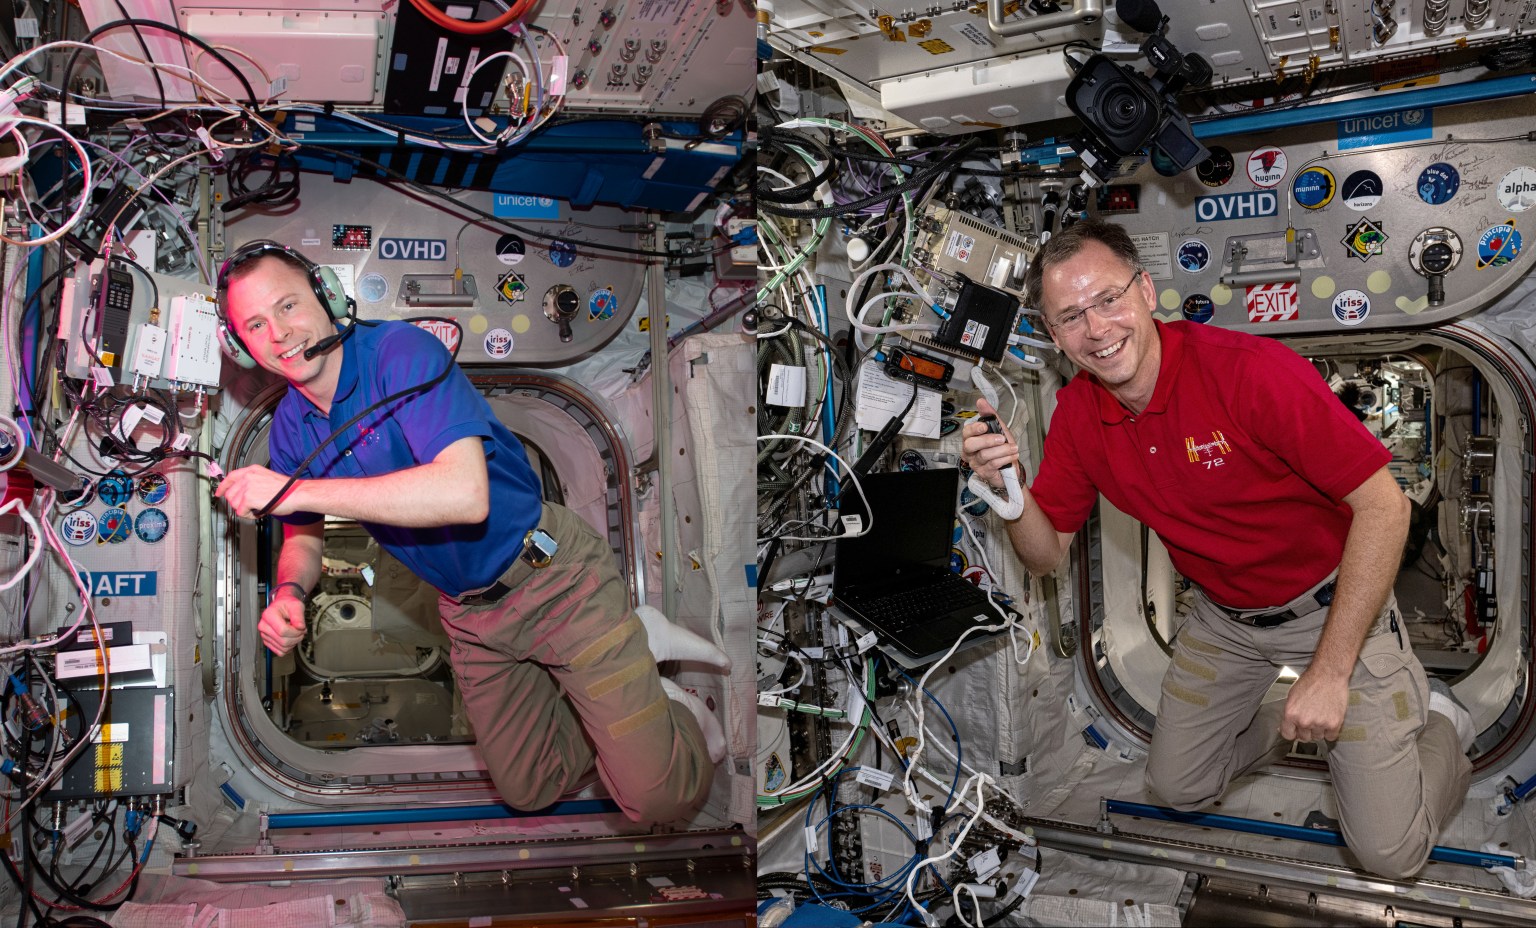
1031, 321, 1390, 609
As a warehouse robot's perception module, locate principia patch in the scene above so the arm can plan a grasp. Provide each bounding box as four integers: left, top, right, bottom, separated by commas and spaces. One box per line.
1477, 221, 1523, 269
1331, 289, 1370, 326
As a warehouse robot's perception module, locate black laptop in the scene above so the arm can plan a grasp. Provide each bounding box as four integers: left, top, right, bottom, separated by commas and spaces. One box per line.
831, 468, 1007, 669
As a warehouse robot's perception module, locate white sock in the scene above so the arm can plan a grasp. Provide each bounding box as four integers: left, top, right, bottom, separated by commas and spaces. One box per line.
636, 605, 732, 671
661, 678, 726, 764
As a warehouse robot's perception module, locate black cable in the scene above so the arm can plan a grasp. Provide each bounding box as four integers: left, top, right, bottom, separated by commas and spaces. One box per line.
0, 843, 46, 928
109, 0, 167, 113
222, 149, 302, 212
758, 127, 838, 204
249, 317, 462, 519
760, 139, 982, 219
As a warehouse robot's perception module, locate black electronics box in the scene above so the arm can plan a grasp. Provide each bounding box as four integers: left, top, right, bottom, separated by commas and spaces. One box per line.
56, 621, 133, 652
48, 687, 175, 800
936, 275, 1015, 362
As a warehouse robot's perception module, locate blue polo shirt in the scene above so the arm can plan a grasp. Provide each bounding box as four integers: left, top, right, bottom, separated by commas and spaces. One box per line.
267, 320, 542, 596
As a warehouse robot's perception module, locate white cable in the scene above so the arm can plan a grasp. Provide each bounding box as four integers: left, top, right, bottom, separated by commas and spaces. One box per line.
904, 773, 991, 926
756, 433, 870, 542
0, 498, 41, 591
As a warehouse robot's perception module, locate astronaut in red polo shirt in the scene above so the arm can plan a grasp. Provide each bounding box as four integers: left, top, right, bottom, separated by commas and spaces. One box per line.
962, 219, 1472, 879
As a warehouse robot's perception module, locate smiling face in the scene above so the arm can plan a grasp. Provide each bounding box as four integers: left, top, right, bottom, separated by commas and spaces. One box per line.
1040, 239, 1162, 413
224, 255, 343, 411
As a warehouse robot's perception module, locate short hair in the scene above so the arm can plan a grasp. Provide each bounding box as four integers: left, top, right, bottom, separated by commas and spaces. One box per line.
217, 245, 315, 321
1023, 218, 1143, 313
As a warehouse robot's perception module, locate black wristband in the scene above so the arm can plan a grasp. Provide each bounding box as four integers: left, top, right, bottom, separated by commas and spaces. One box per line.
272, 581, 309, 602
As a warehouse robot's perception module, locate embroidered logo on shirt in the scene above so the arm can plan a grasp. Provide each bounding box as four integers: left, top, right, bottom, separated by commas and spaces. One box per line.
358, 423, 381, 446
1185, 431, 1232, 463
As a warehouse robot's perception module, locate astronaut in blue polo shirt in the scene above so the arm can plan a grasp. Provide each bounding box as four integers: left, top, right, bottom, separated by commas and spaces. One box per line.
213, 241, 727, 822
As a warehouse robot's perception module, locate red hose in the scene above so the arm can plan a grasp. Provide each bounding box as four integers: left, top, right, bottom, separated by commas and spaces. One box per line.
406, 0, 538, 34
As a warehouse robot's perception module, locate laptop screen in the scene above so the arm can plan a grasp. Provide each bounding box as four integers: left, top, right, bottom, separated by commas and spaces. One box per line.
833, 467, 959, 592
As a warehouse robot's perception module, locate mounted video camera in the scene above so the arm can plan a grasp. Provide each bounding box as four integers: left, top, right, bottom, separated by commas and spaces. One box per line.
1064, 0, 1213, 186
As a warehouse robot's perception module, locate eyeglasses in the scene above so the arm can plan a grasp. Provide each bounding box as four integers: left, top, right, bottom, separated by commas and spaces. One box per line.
1044, 268, 1142, 335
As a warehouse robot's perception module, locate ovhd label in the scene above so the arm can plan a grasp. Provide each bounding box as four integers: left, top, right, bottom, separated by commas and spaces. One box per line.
1194, 190, 1277, 222
376, 238, 447, 261
76, 570, 158, 597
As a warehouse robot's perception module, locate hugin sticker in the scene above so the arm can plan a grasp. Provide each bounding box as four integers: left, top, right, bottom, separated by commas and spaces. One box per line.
1246, 147, 1288, 188
1340, 170, 1383, 211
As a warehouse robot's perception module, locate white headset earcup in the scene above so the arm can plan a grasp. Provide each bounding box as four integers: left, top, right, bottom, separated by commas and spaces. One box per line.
314, 265, 350, 320
217, 325, 257, 369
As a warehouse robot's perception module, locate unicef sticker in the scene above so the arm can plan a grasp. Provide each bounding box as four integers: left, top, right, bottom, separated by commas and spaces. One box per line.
134, 507, 169, 544
1181, 294, 1214, 323
547, 240, 577, 268
483, 328, 514, 359
1177, 239, 1211, 273
97, 470, 133, 508
1331, 289, 1370, 326
1477, 221, 1522, 269
1417, 162, 1460, 205
98, 508, 132, 544
588, 288, 617, 321
1292, 167, 1335, 209
1196, 147, 1235, 187
1341, 170, 1383, 211
59, 510, 96, 546
137, 472, 169, 505
1497, 167, 1536, 212
1246, 147, 1288, 188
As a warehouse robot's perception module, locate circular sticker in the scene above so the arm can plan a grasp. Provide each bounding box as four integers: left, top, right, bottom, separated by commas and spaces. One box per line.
98, 507, 132, 544
483, 327, 514, 359
134, 507, 169, 544
1477, 222, 1523, 269
58, 476, 95, 512
589, 288, 618, 321
1292, 166, 1336, 209
59, 510, 96, 546
1497, 167, 1536, 212
1196, 147, 1235, 187
1181, 294, 1214, 323
495, 234, 527, 265
547, 240, 577, 268
1331, 289, 1370, 326
898, 450, 927, 471
136, 472, 169, 505
959, 485, 989, 517
1417, 162, 1460, 205
97, 471, 133, 508
1341, 170, 1383, 211
1246, 147, 1288, 188
1177, 240, 1211, 273
357, 273, 389, 304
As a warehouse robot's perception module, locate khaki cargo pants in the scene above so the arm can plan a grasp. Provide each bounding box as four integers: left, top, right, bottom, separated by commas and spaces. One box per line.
1146, 580, 1471, 879
437, 501, 713, 823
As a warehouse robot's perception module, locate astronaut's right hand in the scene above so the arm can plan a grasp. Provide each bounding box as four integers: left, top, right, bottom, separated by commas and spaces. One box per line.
259, 593, 307, 656
961, 397, 1022, 487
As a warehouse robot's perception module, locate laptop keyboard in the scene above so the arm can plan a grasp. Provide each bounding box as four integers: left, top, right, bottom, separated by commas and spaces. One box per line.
854, 579, 993, 632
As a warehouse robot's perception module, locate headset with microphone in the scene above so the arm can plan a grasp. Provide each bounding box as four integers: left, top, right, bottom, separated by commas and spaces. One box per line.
214, 239, 356, 369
